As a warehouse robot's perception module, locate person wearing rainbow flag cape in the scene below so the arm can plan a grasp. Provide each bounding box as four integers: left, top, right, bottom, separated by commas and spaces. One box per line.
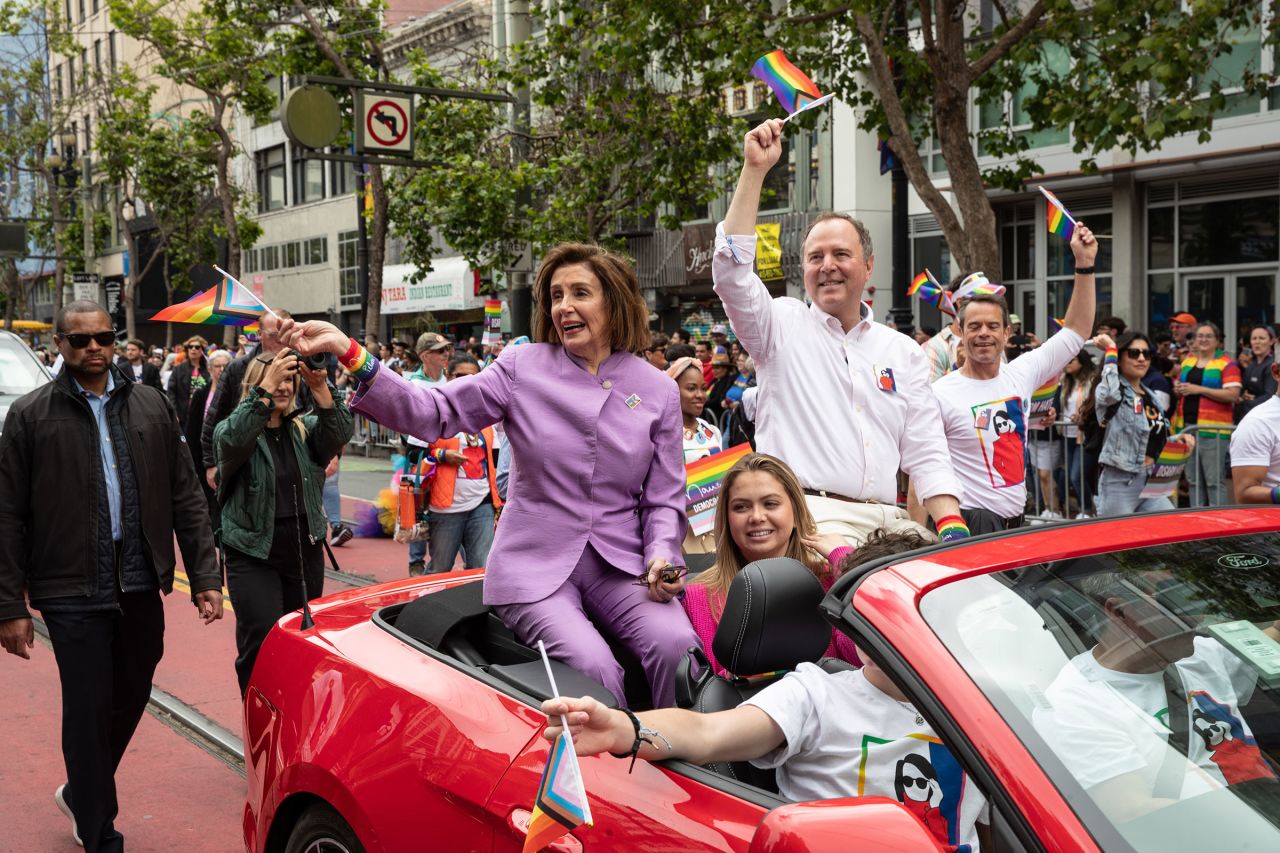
931, 228, 1098, 533
713, 119, 968, 546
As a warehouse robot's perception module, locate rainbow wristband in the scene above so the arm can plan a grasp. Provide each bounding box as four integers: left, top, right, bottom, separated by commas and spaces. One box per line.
936, 514, 970, 542
1103, 347, 1118, 367
340, 337, 380, 383
1271, 486, 1280, 505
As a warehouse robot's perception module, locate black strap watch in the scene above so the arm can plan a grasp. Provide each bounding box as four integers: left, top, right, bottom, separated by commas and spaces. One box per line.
1075, 265, 1096, 275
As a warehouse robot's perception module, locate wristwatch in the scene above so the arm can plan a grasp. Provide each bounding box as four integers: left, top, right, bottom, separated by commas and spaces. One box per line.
1075, 265, 1096, 275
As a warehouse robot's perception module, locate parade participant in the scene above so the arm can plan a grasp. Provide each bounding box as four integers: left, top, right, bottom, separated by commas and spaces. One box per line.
668, 356, 722, 463
1230, 338, 1280, 503
201, 309, 293, 491
167, 333, 209, 435
1172, 322, 1241, 506
1092, 333, 1175, 516
1238, 325, 1276, 419
1168, 312, 1197, 361
214, 351, 353, 695
404, 331, 453, 575
694, 339, 715, 386
0, 301, 222, 853
931, 227, 1097, 533
187, 349, 233, 516
1060, 350, 1099, 517
422, 354, 502, 572
713, 119, 966, 543
274, 242, 698, 709
114, 338, 161, 389
703, 353, 736, 423
683, 453, 864, 677
542, 527, 988, 852
922, 280, 963, 382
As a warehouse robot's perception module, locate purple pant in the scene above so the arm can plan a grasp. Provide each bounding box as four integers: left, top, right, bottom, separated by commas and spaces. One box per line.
496, 546, 698, 708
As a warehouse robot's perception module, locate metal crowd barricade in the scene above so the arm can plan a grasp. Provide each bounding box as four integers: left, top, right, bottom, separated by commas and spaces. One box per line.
1027, 420, 1091, 522
349, 412, 403, 455
1178, 423, 1237, 508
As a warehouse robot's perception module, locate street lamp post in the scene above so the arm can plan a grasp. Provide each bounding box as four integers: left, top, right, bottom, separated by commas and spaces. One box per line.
45, 131, 79, 312
46, 132, 96, 308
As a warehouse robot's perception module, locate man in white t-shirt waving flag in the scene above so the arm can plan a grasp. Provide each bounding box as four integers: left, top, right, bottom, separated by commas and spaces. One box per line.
1230, 340, 1280, 504
931, 224, 1098, 533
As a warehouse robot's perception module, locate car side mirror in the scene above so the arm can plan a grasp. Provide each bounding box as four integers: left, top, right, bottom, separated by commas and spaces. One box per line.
748, 797, 944, 853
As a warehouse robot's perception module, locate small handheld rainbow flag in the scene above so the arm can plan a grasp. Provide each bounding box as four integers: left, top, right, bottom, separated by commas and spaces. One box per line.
483, 298, 502, 347
685, 443, 753, 536
751, 50, 822, 115
908, 268, 955, 317
1039, 186, 1076, 241
1140, 439, 1192, 500
523, 641, 593, 853
150, 267, 274, 326
1030, 378, 1058, 422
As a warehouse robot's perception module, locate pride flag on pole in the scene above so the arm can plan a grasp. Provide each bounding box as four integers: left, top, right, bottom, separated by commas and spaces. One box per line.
523, 641, 593, 853
685, 443, 753, 536
483, 298, 502, 347
150, 288, 255, 326
751, 50, 823, 114
1039, 186, 1076, 241
907, 268, 955, 316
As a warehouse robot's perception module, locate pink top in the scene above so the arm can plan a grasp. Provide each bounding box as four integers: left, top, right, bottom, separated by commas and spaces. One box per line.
681, 546, 861, 678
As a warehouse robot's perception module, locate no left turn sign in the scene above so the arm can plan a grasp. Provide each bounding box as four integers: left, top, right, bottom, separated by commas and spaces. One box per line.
356, 91, 414, 155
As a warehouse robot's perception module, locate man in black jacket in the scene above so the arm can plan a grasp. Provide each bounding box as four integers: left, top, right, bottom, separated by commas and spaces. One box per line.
114, 338, 162, 389
0, 301, 222, 853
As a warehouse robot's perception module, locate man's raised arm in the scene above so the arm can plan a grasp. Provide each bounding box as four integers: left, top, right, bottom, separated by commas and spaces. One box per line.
723, 119, 783, 236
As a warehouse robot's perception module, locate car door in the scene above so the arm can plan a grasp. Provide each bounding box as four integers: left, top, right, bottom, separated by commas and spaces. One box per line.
487, 735, 777, 852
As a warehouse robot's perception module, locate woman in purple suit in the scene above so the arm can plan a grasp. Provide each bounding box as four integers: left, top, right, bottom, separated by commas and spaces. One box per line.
273, 244, 697, 707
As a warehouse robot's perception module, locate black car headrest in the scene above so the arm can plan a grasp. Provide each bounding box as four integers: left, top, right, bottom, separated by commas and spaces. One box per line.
711, 557, 832, 677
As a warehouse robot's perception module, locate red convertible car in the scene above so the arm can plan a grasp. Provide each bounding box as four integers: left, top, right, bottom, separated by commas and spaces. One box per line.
244, 508, 1280, 852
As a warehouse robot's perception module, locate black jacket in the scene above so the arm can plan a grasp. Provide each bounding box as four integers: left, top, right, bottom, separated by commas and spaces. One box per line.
168, 360, 211, 430
115, 356, 162, 390
0, 365, 220, 621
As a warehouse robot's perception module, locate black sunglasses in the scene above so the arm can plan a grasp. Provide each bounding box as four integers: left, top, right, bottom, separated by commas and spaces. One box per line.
1123, 347, 1151, 360
59, 331, 116, 348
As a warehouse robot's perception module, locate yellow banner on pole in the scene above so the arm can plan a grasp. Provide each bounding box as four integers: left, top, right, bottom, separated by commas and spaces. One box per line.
755, 223, 784, 281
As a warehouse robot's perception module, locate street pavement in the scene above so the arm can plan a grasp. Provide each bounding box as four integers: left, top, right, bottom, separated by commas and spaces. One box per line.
0, 454, 419, 851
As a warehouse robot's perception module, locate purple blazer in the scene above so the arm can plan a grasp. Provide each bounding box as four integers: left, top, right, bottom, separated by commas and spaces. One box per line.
350, 344, 687, 605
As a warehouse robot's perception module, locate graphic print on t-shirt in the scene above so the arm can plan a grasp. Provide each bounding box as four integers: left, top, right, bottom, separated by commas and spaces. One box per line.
860, 734, 972, 853
460, 441, 487, 479
970, 396, 1026, 488
1190, 691, 1274, 785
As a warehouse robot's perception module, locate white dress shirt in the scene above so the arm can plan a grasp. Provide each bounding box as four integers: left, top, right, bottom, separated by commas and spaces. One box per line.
712, 224, 962, 504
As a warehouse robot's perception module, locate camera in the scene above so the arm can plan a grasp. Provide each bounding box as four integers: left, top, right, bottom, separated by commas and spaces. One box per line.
288, 350, 329, 371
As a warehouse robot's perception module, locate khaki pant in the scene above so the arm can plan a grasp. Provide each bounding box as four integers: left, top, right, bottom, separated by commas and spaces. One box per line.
804, 495, 935, 546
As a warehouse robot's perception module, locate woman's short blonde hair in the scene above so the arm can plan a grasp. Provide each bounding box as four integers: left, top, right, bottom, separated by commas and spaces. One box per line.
695, 453, 828, 613
532, 243, 651, 355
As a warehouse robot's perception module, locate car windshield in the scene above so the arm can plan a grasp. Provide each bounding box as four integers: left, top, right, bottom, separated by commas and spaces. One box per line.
0, 335, 49, 395
920, 533, 1280, 850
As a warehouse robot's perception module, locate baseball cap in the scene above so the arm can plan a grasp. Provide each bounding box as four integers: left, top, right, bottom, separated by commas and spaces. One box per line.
415, 332, 450, 353
1171, 312, 1197, 325
711, 324, 728, 336
1009, 313, 1022, 326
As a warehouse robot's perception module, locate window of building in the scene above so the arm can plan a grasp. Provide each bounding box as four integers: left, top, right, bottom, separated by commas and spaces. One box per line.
63, 0, 71, 24
1194, 23, 1263, 119
338, 229, 361, 308
292, 150, 325, 205
1179, 196, 1279, 267
305, 237, 327, 265
256, 146, 285, 212
262, 245, 279, 271
283, 241, 300, 268
68, 55, 75, 95
999, 203, 1036, 282
331, 156, 356, 196
80, 47, 87, 86
93, 40, 100, 73
108, 32, 116, 70
1047, 212, 1113, 322
77, 0, 85, 19
760, 133, 793, 212
244, 249, 257, 274
54, 64, 63, 101
91, 0, 98, 13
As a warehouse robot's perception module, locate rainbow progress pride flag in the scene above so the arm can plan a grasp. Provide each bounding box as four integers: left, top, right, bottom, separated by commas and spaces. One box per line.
751, 50, 822, 114
908, 268, 955, 317
1140, 439, 1192, 500
150, 286, 257, 326
1039, 186, 1076, 241
686, 443, 752, 536
522, 731, 592, 853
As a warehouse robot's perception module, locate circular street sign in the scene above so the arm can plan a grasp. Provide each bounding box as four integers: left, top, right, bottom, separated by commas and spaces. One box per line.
366, 100, 409, 147
281, 86, 342, 150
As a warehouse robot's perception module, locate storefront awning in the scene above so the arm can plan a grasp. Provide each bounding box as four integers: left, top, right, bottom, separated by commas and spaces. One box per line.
380, 257, 482, 314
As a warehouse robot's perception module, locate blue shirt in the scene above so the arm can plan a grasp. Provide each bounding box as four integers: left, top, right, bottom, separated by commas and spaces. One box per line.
73, 372, 123, 541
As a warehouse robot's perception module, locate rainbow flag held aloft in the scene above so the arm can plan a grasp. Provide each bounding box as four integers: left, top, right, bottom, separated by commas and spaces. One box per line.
686, 443, 752, 536
1039, 186, 1076, 241
211, 275, 265, 322
751, 50, 822, 114
907, 268, 955, 316
907, 269, 937, 296
149, 288, 256, 326
1140, 439, 1192, 500
482, 298, 502, 346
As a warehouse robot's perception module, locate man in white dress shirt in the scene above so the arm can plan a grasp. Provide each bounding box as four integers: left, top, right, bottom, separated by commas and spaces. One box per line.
713, 119, 966, 543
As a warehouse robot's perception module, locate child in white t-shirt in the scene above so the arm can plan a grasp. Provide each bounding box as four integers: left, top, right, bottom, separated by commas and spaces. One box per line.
541, 530, 990, 852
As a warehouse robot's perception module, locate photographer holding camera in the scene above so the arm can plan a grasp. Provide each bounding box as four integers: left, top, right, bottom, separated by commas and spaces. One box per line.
213, 351, 353, 695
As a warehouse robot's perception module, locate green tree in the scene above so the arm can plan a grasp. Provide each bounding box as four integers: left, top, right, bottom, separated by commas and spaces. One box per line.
107, 0, 276, 343
404, 0, 1278, 282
